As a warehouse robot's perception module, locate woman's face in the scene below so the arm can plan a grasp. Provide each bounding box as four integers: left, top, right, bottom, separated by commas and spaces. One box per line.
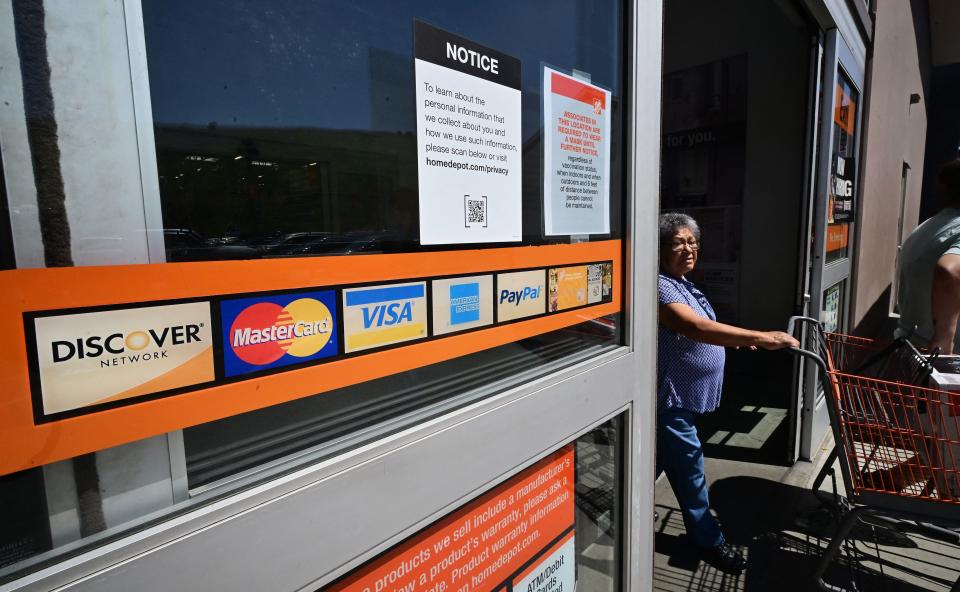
661, 226, 698, 278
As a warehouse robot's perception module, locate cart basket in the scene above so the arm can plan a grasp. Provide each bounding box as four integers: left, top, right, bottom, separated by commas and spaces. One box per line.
787, 316, 960, 515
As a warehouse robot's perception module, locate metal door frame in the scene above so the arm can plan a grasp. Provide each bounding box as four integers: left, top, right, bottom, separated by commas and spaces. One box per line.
800, 28, 866, 460
790, 29, 825, 463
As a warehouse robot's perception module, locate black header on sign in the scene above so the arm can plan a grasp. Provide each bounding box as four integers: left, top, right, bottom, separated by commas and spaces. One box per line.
414, 20, 521, 91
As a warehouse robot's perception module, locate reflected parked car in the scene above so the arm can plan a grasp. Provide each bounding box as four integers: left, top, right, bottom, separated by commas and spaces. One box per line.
260, 232, 335, 257
272, 230, 413, 257
279, 231, 379, 256
164, 228, 260, 262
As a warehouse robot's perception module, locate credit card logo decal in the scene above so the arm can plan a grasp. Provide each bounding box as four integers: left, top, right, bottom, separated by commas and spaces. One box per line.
25, 262, 610, 423
221, 291, 338, 377
343, 282, 428, 352
497, 270, 546, 321
432, 275, 493, 336
449, 282, 481, 325
31, 302, 215, 416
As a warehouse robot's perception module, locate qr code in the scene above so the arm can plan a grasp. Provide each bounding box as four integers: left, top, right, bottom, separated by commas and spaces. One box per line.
464, 195, 488, 228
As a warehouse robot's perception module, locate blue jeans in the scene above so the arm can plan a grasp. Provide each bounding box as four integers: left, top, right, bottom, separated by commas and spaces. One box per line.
656, 409, 724, 548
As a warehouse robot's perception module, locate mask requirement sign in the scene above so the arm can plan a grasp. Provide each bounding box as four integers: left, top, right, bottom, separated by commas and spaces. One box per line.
415, 21, 522, 245
543, 68, 611, 236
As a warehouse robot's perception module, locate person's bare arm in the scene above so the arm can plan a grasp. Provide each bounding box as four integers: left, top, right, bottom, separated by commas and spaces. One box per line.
659, 302, 799, 350
929, 253, 960, 354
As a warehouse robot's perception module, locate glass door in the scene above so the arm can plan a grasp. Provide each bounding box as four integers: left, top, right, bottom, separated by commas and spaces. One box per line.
0, 1, 662, 590
800, 29, 865, 459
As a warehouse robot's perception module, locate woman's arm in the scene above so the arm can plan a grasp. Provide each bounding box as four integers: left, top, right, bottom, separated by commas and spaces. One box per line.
659, 302, 799, 350
930, 253, 960, 354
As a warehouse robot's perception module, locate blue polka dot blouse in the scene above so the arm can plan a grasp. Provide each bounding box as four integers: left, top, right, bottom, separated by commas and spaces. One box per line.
657, 273, 725, 414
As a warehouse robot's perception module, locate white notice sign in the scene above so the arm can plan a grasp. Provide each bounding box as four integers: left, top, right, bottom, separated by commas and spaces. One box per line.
543, 67, 611, 236
414, 21, 522, 244
511, 533, 576, 592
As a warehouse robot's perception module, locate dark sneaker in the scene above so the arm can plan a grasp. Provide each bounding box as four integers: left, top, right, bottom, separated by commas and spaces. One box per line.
697, 541, 746, 575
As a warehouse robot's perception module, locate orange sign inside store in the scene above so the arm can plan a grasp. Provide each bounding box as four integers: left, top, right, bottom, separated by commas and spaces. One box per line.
326, 446, 575, 592
833, 84, 856, 136
0, 241, 621, 476
826, 223, 849, 253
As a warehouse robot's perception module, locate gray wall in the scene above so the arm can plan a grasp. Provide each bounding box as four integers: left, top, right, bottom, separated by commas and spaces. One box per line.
851, 0, 931, 333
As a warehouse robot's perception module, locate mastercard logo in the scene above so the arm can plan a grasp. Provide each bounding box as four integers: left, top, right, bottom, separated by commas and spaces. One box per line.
229, 298, 334, 366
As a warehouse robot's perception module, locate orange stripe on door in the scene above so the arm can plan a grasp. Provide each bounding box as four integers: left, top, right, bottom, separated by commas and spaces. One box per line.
0, 240, 621, 475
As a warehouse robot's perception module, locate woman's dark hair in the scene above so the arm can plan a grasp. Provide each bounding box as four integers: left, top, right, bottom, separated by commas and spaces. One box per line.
940, 158, 960, 205
659, 212, 700, 245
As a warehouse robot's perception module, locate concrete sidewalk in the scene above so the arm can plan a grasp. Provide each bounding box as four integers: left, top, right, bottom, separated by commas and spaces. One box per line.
653, 445, 960, 591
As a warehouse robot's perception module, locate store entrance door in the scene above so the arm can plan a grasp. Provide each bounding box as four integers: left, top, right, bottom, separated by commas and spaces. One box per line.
800, 29, 865, 459
661, 0, 815, 465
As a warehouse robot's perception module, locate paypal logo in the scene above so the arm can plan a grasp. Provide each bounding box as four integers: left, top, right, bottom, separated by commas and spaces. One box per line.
500, 286, 541, 306
496, 271, 546, 322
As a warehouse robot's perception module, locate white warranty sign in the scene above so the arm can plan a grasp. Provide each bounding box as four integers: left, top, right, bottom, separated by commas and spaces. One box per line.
414, 21, 522, 245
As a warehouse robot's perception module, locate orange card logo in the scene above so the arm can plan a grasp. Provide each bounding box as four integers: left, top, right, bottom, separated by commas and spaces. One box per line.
30, 302, 214, 418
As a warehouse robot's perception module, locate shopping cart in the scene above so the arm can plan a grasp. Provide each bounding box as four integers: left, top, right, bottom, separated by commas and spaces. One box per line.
786, 316, 960, 592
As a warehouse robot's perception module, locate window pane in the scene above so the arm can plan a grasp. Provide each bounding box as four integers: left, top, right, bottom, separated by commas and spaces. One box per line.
144, 0, 624, 260
821, 280, 845, 334
0, 0, 627, 581
185, 318, 622, 489
319, 415, 624, 592
824, 70, 858, 264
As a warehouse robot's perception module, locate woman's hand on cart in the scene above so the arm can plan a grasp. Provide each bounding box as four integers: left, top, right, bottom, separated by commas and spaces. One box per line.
757, 331, 801, 350
734, 331, 799, 350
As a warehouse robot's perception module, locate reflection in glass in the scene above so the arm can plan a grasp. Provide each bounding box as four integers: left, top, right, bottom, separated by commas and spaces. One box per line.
660, 55, 747, 324
185, 317, 622, 488
821, 281, 845, 333
142, 0, 623, 260
0, 315, 623, 582
574, 415, 624, 592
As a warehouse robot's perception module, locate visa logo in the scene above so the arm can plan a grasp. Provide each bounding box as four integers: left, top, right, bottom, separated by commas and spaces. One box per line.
343, 282, 425, 353
361, 302, 413, 328
500, 286, 541, 306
